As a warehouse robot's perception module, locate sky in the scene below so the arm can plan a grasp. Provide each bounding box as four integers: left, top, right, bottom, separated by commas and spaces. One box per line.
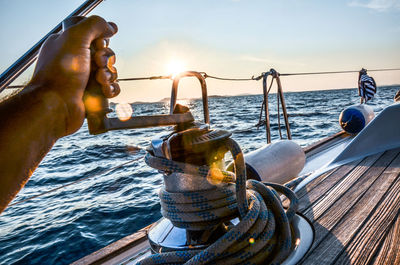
0, 0, 399, 102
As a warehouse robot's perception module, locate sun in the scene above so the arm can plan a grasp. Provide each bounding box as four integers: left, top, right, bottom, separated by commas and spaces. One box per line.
166, 60, 186, 78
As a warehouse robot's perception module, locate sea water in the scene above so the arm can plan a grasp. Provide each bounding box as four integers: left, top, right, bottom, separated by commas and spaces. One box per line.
0, 86, 398, 264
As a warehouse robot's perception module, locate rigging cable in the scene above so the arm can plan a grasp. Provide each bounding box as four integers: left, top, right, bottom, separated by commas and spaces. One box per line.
256, 76, 274, 129
117, 75, 172, 81
279, 68, 400, 76
202, 73, 257, 81
6, 67, 400, 89
277, 85, 282, 139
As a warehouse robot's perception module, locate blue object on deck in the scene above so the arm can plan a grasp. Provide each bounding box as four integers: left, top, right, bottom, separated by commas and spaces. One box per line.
339, 107, 366, 134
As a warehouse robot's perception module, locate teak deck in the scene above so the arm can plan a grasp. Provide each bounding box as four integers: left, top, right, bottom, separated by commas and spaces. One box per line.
73, 139, 400, 265
298, 147, 400, 264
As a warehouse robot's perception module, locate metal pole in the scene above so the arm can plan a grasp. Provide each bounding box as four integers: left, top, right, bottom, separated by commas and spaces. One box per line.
262, 73, 271, 143
0, 0, 104, 93
170, 71, 210, 124
276, 88, 283, 139
275, 75, 292, 140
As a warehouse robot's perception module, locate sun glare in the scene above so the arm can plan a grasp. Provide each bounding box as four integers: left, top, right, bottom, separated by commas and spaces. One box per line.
115, 103, 133, 121
166, 60, 185, 78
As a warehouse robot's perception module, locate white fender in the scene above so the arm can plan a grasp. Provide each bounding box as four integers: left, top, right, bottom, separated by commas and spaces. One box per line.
244, 140, 305, 184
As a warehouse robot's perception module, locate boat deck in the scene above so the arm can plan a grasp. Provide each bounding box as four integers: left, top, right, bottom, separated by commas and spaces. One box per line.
298, 146, 400, 264
73, 139, 400, 265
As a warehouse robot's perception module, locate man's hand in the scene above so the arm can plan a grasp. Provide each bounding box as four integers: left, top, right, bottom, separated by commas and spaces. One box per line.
0, 16, 120, 213
29, 15, 120, 137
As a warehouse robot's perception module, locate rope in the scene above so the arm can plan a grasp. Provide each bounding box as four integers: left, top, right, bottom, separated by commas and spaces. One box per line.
118, 75, 172, 81
279, 68, 400, 76
4, 68, 400, 89
117, 68, 400, 81
202, 73, 256, 81
8, 156, 143, 207
141, 137, 303, 265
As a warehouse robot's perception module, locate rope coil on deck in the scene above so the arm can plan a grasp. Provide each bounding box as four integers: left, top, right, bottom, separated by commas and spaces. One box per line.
140, 138, 300, 265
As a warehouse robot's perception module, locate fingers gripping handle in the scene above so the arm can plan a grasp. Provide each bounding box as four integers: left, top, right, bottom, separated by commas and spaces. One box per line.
62, 17, 197, 134
62, 16, 110, 135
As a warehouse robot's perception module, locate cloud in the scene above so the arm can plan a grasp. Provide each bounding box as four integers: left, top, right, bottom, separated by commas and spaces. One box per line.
348, 0, 400, 11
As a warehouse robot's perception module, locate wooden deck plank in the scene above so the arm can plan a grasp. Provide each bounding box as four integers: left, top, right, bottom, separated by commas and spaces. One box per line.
72, 130, 400, 265
283, 170, 334, 209
300, 152, 383, 218
370, 212, 400, 265
334, 153, 400, 265
302, 152, 383, 220
300, 148, 400, 265
286, 132, 351, 208
294, 169, 337, 201
295, 159, 362, 213
72, 225, 151, 265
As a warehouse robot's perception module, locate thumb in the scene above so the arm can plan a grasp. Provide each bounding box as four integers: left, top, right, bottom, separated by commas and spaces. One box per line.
70, 15, 118, 47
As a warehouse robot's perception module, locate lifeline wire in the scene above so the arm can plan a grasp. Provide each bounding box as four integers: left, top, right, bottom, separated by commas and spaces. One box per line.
202, 73, 256, 81
118, 75, 172, 81
279, 68, 400, 76
6, 68, 400, 89
116, 67, 400, 82
8, 156, 144, 207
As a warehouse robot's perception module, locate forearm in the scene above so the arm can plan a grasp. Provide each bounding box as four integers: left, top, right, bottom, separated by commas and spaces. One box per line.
0, 16, 118, 213
0, 84, 67, 212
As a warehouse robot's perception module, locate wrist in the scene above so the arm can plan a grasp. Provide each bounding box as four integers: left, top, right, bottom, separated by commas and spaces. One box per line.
24, 83, 69, 140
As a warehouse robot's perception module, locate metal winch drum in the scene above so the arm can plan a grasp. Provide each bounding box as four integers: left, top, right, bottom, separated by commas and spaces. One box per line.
143, 72, 313, 264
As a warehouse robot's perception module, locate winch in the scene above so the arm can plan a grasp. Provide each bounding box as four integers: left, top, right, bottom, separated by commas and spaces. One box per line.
138, 73, 313, 265
63, 60, 313, 263
53, 21, 314, 262
146, 124, 234, 252
144, 72, 239, 252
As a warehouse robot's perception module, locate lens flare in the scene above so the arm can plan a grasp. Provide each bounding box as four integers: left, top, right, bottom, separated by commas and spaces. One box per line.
115, 103, 133, 121
206, 167, 224, 185
166, 60, 185, 78
84, 96, 103, 112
